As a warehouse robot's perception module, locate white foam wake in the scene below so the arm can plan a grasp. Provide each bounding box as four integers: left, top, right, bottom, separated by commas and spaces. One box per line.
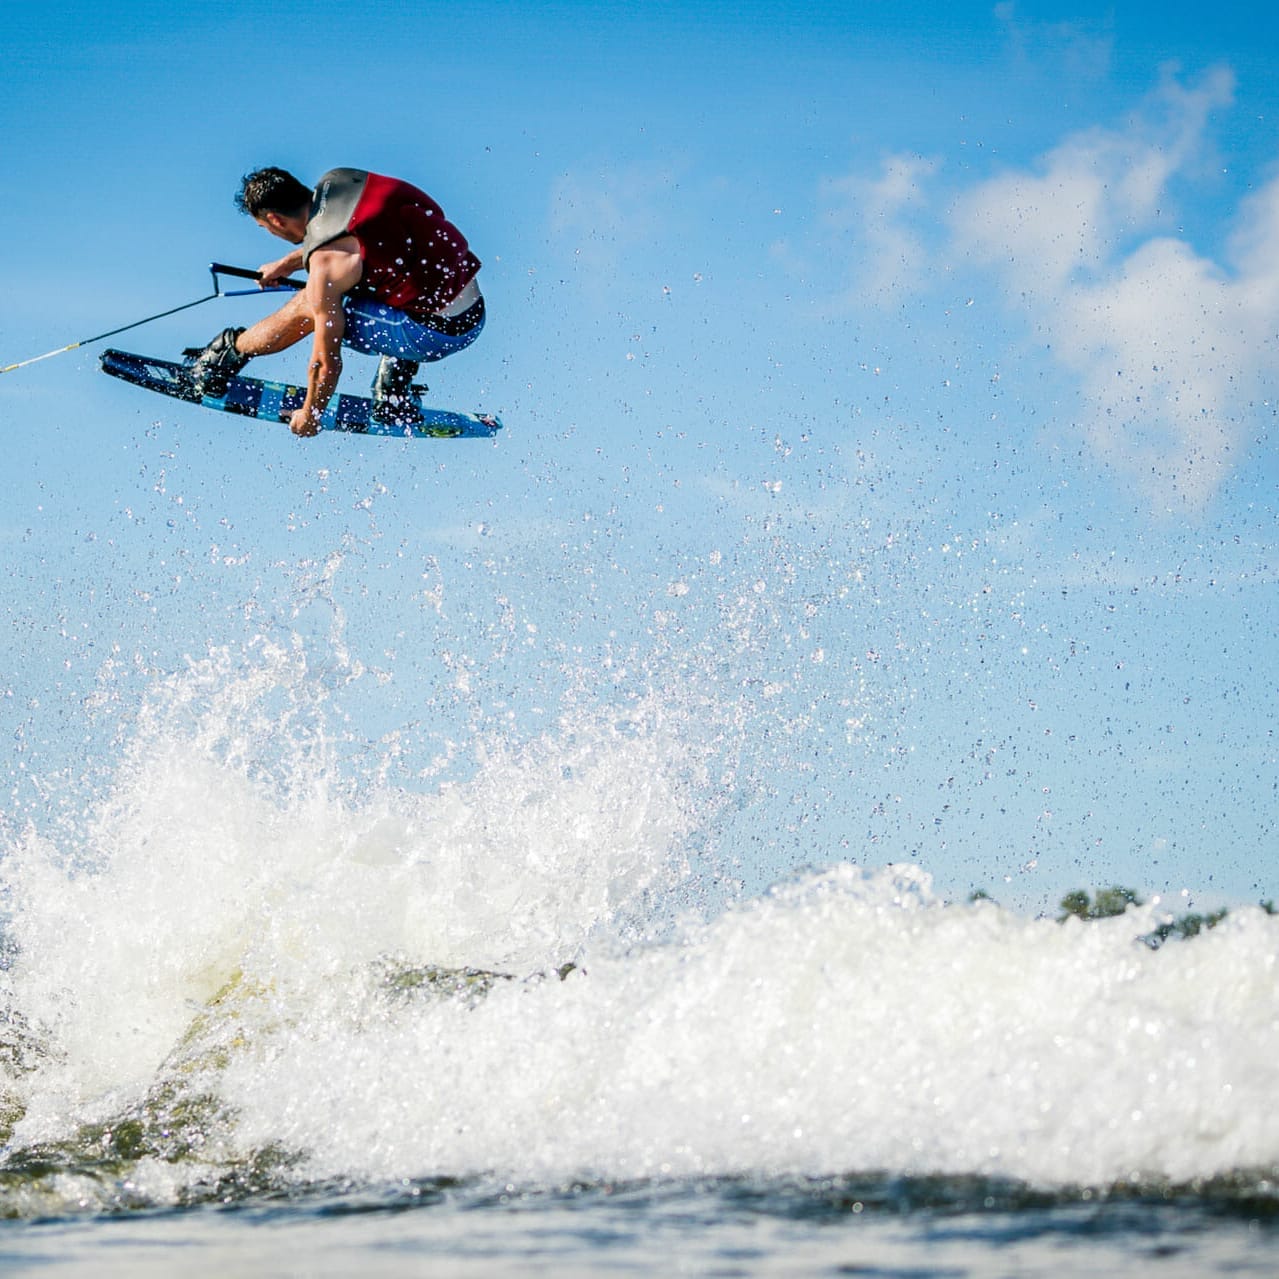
2, 644, 1276, 1200
221, 863, 1279, 1188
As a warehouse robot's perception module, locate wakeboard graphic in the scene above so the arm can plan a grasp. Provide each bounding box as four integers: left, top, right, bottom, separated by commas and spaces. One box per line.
100, 348, 502, 440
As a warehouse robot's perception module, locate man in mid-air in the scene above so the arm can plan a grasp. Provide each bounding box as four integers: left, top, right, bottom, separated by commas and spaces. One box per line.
188, 166, 484, 435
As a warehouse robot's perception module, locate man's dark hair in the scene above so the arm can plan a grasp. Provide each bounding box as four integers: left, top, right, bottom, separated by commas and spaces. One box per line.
235, 168, 313, 218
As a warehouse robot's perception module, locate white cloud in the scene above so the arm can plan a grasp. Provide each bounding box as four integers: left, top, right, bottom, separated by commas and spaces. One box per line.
1229, 173, 1279, 298
948, 67, 1275, 512
548, 163, 677, 281
818, 154, 939, 304
1052, 237, 1246, 508
823, 67, 1277, 513
994, 3, 1114, 85
951, 66, 1234, 286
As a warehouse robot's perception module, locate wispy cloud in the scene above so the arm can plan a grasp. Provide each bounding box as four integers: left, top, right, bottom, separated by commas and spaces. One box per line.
818, 154, 939, 305
547, 162, 681, 287
811, 67, 1278, 515
949, 67, 1267, 513
993, 2, 1114, 86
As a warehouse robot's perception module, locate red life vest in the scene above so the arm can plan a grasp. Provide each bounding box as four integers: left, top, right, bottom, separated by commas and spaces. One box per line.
301, 169, 481, 319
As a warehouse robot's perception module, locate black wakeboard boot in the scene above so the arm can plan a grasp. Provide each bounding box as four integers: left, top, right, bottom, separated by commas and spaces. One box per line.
184, 327, 249, 398
371, 355, 423, 426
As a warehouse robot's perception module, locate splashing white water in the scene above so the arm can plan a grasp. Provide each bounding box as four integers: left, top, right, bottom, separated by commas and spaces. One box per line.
0, 639, 701, 1146
221, 863, 1279, 1189
1, 641, 1277, 1208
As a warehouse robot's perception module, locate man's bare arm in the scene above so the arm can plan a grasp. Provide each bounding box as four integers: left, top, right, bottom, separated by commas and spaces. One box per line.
289, 241, 362, 437
259, 249, 305, 285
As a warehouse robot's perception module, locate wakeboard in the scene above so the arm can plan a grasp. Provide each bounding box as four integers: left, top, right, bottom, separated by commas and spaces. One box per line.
100, 349, 502, 440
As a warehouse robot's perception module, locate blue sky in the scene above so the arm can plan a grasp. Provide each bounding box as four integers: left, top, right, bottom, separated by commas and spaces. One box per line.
2, 0, 1277, 912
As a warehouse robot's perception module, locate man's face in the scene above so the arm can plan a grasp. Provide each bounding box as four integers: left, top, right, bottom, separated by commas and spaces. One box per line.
256, 212, 306, 244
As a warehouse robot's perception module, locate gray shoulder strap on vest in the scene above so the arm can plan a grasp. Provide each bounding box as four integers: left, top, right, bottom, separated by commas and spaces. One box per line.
301, 169, 369, 268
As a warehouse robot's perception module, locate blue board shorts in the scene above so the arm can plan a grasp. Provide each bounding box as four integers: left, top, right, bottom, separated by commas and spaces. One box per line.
342, 295, 485, 363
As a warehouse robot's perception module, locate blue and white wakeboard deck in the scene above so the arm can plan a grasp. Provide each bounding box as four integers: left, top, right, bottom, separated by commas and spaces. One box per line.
100, 348, 502, 440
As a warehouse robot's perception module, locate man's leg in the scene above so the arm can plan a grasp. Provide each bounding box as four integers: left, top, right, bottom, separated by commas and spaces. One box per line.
237, 290, 315, 357
370, 354, 422, 425
187, 292, 314, 396
340, 298, 427, 424
344, 295, 485, 425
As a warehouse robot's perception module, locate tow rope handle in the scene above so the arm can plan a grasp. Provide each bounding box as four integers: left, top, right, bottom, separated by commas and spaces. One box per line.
208, 262, 305, 295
